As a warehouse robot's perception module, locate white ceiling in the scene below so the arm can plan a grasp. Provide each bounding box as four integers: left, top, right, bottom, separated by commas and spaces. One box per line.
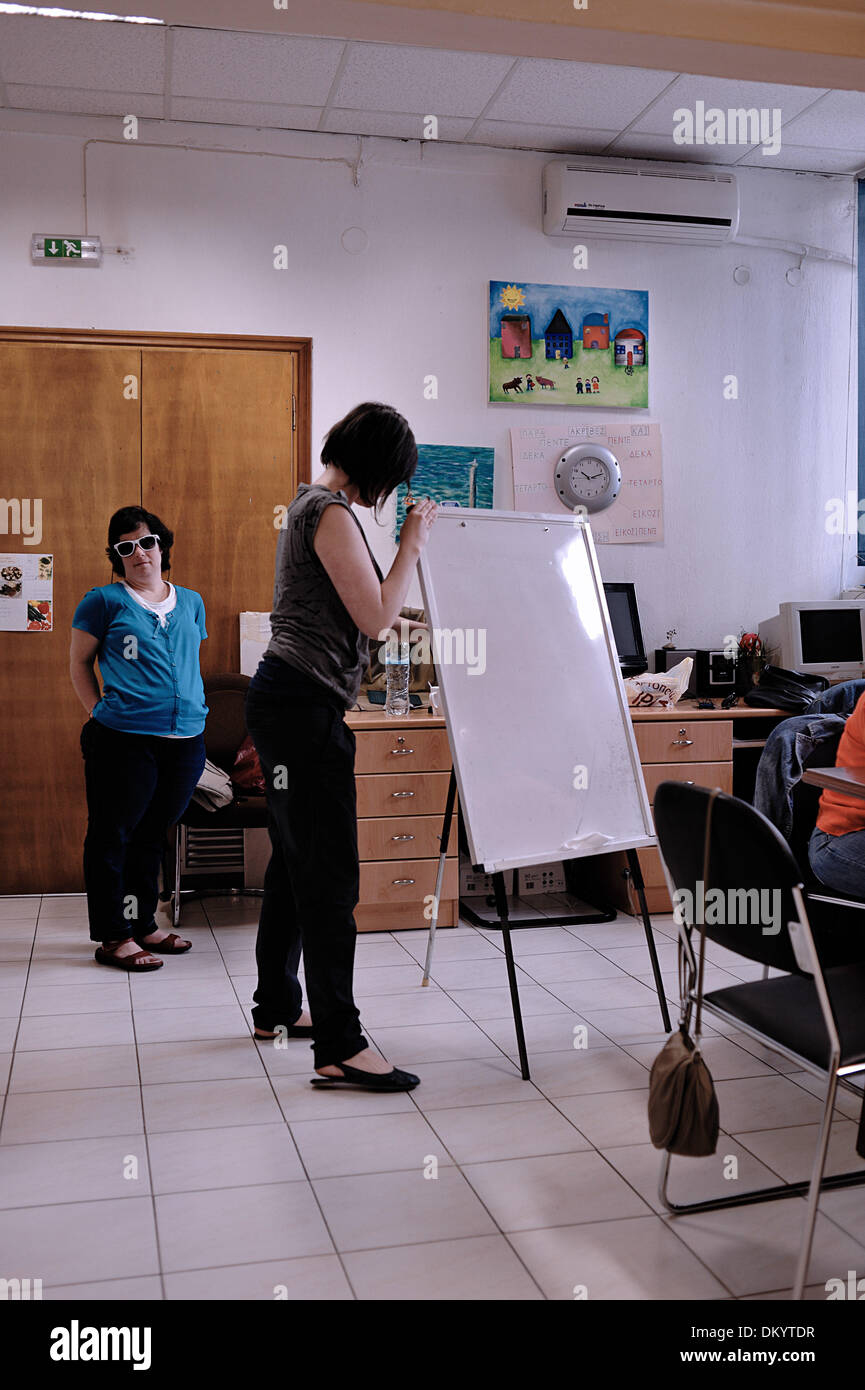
0, 14, 863, 173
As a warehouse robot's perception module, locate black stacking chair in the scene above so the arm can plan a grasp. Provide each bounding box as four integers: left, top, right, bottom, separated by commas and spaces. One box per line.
653, 781, 865, 1300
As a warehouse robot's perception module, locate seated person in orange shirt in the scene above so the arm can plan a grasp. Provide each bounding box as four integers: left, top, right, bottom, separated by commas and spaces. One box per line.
809, 690, 865, 899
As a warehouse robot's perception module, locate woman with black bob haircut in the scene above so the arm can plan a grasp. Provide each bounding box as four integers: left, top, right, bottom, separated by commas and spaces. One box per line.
246, 401, 437, 1091
70, 505, 208, 970
320, 399, 419, 514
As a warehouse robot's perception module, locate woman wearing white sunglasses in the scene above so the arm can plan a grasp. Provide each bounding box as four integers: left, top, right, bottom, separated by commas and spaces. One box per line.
70, 507, 208, 970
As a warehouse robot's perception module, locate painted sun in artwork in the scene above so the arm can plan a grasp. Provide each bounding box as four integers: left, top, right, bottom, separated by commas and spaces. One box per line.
499, 284, 526, 312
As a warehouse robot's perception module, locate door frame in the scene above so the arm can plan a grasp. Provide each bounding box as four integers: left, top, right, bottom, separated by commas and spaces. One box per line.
0, 325, 312, 483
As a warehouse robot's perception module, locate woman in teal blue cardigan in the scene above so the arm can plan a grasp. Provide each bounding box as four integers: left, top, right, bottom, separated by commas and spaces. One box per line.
70, 506, 208, 970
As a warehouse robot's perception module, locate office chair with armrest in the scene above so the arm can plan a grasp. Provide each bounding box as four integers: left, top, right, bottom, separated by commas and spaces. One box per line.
163, 673, 269, 926
653, 780, 865, 1301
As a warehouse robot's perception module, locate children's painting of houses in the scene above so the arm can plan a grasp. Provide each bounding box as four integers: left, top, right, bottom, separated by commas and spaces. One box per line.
489, 281, 649, 408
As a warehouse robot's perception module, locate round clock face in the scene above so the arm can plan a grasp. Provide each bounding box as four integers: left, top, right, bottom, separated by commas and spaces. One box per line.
554, 444, 622, 514
570, 456, 611, 499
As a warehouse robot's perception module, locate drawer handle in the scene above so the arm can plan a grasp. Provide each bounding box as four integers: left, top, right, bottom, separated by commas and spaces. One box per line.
672, 728, 694, 745
392, 834, 415, 841
392, 790, 415, 798
392, 878, 416, 886
390, 748, 414, 756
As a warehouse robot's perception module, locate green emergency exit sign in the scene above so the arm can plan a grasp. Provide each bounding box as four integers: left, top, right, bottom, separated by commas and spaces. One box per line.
44, 238, 82, 258
31, 233, 102, 267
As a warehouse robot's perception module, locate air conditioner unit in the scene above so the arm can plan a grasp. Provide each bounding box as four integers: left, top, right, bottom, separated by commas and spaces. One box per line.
542, 161, 739, 246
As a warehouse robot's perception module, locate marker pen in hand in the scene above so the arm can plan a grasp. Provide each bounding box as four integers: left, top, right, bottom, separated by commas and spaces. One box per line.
405, 493, 432, 513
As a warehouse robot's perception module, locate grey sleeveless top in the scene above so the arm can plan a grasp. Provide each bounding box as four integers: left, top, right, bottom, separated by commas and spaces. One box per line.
265, 483, 384, 709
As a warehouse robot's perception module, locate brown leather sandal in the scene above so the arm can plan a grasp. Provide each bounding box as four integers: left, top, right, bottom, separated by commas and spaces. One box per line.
132, 932, 192, 954
95, 940, 163, 971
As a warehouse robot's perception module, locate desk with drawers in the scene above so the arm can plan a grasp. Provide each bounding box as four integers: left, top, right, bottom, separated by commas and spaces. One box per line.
346, 710, 458, 932
345, 702, 788, 930
584, 702, 787, 915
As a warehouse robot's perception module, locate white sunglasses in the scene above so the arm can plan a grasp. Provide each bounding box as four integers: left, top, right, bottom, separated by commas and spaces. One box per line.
113, 533, 160, 558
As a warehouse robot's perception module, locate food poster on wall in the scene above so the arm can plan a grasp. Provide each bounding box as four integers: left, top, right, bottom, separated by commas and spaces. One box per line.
0, 553, 53, 630
510, 422, 663, 544
490, 281, 649, 408
393, 444, 495, 542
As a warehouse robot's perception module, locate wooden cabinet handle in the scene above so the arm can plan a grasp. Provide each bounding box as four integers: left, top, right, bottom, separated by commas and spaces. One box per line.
392, 834, 415, 841
392, 878, 416, 886
392, 790, 415, 797
390, 748, 414, 755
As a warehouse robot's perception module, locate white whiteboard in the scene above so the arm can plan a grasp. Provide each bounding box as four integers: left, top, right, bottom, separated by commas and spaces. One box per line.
417, 509, 655, 873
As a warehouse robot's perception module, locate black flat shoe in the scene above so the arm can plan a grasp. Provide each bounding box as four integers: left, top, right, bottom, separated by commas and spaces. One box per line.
254, 1023, 314, 1039
310, 1063, 420, 1092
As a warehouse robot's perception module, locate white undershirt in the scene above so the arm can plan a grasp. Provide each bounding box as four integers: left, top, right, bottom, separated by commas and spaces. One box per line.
119, 580, 191, 738
120, 578, 176, 626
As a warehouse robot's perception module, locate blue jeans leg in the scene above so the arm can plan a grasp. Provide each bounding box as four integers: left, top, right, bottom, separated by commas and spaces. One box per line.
808, 825, 865, 900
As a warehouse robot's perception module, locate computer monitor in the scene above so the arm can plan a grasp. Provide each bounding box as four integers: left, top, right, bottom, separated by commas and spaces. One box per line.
759, 601, 865, 682
604, 582, 646, 676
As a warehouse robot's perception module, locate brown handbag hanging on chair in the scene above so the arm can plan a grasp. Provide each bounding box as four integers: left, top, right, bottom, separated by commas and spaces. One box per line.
647, 788, 721, 1157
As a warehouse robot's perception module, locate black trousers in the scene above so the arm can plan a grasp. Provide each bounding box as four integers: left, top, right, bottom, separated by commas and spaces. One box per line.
80, 718, 206, 943
245, 657, 368, 1069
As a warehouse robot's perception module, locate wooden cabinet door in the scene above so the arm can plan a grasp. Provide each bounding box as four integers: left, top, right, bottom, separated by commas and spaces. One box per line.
2, 335, 304, 894
0, 342, 141, 892
140, 348, 298, 677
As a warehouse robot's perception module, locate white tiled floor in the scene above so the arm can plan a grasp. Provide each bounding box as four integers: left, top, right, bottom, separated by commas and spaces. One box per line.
1, 892, 863, 1301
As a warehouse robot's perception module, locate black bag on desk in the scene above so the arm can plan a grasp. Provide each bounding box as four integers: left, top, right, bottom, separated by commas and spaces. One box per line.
743, 665, 829, 714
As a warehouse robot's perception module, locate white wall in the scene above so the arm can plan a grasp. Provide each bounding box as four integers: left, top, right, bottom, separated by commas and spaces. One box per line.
1, 114, 859, 655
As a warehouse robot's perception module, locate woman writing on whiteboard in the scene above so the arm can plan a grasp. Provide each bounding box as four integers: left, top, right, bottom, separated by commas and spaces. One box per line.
246, 402, 437, 1091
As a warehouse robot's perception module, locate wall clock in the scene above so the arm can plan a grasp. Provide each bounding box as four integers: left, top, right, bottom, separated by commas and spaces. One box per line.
554, 443, 622, 514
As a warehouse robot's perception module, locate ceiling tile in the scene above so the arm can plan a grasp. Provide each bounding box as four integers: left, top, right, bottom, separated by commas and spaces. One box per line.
6, 84, 164, 117
170, 29, 344, 106
468, 121, 619, 153
170, 97, 322, 130
737, 143, 865, 174
629, 73, 827, 137
0, 14, 164, 92
332, 43, 514, 117
322, 108, 473, 140
484, 59, 676, 129
780, 89, 865, 152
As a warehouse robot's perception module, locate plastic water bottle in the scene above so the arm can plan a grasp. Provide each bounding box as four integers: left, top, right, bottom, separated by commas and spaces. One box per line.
385, 641, 411, 716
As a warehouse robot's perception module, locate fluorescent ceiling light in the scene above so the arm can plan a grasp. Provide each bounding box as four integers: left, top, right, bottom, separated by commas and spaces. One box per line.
0, 5, 163, 20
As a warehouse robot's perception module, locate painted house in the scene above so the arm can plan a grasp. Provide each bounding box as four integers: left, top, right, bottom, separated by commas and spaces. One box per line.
614, 327, 646, 367
582, 312, 610, 350
544, 308, 573, 360
501, 314, 532, 359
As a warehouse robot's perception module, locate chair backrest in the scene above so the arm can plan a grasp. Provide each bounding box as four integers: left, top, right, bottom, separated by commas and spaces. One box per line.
202, 673, 251, 773
653, 781, 804, 973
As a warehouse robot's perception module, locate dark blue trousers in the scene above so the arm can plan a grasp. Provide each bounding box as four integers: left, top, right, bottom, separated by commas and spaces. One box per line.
80, 718, 206, 942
